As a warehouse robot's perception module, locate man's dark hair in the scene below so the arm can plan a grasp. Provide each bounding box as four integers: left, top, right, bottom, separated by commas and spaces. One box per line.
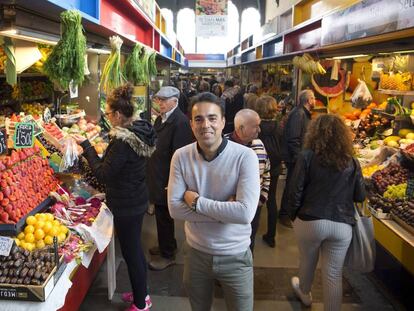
191, 92, 225, 117
224, 80, 234, 88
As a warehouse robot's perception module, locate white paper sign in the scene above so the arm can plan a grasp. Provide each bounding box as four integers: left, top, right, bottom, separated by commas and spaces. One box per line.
69, 80, 78, 99
196, 15, 228, 37
0, 236, 14, 256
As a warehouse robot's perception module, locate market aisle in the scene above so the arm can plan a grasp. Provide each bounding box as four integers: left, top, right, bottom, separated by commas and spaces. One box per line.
81, 180, 400, 311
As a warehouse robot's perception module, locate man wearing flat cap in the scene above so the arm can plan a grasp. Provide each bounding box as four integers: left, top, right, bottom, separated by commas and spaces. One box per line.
147, 86, 193, 271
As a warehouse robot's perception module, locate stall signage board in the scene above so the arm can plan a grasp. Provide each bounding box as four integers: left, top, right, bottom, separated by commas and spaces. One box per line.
13, 122, 34, 149
321, 0, 414, 46
0, 129, 7, 155
196, 0, 228, 37
132, 0, 155, 21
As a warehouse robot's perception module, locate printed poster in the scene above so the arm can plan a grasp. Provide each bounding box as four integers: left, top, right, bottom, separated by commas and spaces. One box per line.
196, 0, 228, 37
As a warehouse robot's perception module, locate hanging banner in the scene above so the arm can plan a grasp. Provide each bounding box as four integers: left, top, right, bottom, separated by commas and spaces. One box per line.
196, 0, 228, 37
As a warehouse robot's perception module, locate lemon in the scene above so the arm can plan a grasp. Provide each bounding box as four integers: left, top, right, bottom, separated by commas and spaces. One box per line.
45, 213, 54, 221
36, 220, 46, 229
20, 241, 27, 249
44, 235, 53, 245
59, 225, 68, 234
25, 233, 35, 243
36, 240, 46, 249
26, 243, 35, 252
24, 225, 35, 234
57, 233, 66, 243
34, 229, 45, 241
43, 222, 53, 234
26, 216, 37, 226
35, 213, 46, 221
14, 238, 20, 246
53, 220, 60, 227
49, 227, 59, 237
17, 232, 25, 240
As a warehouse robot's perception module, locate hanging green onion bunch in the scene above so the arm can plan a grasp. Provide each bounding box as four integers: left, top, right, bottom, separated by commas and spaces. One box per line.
124, 43, 145, 85
101, 35, 127, 94
141, 49, 158, 84
43, 10, 86, 90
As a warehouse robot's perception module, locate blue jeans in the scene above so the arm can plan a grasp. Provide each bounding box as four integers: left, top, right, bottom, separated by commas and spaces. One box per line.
183, 243, 254, 311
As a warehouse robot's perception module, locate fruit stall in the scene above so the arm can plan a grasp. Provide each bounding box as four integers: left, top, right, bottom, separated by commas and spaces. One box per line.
0, 1, 171, 309
293, 45, 414, 306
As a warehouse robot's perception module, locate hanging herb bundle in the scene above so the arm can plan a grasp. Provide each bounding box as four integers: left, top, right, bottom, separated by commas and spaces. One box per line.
124, 43, 145, 85
141, 49, 158, 84
100, 36, 127, 94
43, 10, 86, 90
148, 52, 158, 78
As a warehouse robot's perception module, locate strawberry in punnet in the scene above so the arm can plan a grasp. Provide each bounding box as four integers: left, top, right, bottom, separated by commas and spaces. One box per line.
10, 150, 19, 165
1, 211, 9, 223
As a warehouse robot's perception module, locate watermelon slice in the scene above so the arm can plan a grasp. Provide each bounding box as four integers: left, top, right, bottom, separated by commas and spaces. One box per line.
311, 63, 350, 97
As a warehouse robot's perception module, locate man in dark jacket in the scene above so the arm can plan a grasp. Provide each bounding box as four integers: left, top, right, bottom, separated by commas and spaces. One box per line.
279, 89, 315, 227
221, 80, 244, 134
147, 86, 193, 270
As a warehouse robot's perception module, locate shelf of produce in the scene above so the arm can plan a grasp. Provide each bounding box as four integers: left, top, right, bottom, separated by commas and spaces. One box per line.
0, 197, 55, 236
0, 73, 47, 78
0, 95, 51, 105
377, 89, 414, 96
372, 215, 414, 275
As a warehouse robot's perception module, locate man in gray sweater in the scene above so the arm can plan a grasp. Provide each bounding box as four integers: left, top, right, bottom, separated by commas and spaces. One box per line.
168, 92, 260, 311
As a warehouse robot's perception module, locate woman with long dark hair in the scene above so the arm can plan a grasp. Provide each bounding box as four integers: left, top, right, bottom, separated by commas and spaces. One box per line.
74, 84, 156, 311
287, 114, 365, 311
256, 95, 283, 247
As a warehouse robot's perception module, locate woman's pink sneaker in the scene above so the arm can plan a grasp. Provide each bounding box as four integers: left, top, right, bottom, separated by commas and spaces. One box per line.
121, 293, 152, 308
124, 303, 148, 311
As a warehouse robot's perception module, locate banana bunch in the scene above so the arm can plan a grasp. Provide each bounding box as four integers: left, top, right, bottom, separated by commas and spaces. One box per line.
293, 53, 326, 75
33, 45, 53, 73
0, 47, 6, 72
388, 97, 411, 116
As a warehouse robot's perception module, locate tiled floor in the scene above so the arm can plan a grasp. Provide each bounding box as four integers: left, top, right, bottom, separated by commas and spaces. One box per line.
81, 180, 402, 311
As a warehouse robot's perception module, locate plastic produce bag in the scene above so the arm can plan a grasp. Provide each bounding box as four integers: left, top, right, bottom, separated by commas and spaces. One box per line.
59, 137, 79, 172
351, 79, 373, 108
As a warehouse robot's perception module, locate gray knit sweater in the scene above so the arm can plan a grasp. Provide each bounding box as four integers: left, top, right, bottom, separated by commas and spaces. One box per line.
168, 140, 260, 255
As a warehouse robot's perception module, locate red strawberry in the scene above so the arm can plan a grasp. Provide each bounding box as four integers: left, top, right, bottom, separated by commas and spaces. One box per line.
0, 212, 8, 223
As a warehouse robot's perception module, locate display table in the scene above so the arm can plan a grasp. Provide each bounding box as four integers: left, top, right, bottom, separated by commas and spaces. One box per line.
0, 204, 115, 310
58, 247, 108, 311
372, 215, 414, 275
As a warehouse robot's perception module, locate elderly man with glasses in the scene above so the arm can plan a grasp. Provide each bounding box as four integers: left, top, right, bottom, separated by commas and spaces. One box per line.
147, 86, 193, 271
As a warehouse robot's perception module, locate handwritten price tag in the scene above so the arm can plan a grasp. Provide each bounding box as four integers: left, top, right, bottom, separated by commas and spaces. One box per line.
13, 122, 34, 149
0, 236, 14, 257
0, 128, 7, 155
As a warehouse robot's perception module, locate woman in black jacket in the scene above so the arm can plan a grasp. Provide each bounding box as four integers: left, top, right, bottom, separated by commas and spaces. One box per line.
256, 95, 283, 247
287, 114, 365, 311
74, 84, 156, 311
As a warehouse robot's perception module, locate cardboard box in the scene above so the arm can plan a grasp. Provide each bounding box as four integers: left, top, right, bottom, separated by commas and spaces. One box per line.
0, 259, 66, 302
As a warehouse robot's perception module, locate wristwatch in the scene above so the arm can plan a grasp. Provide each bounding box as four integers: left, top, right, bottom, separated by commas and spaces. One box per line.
191, 196, 199, 212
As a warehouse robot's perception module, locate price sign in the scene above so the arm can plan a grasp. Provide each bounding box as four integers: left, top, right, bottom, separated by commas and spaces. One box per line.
0, 236, 14, 256
0, 128, 7, 155
44, 107, 52, 124
13, 122, 34, 149
22, 115, 43, 137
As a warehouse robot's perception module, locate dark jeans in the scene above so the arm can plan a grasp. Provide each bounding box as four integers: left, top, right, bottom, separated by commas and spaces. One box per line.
264, 173, 279, 240
155, 204, 177, 258
250, 205, 262, 252
114, 213, 147, 309
280, 162, 295, 217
